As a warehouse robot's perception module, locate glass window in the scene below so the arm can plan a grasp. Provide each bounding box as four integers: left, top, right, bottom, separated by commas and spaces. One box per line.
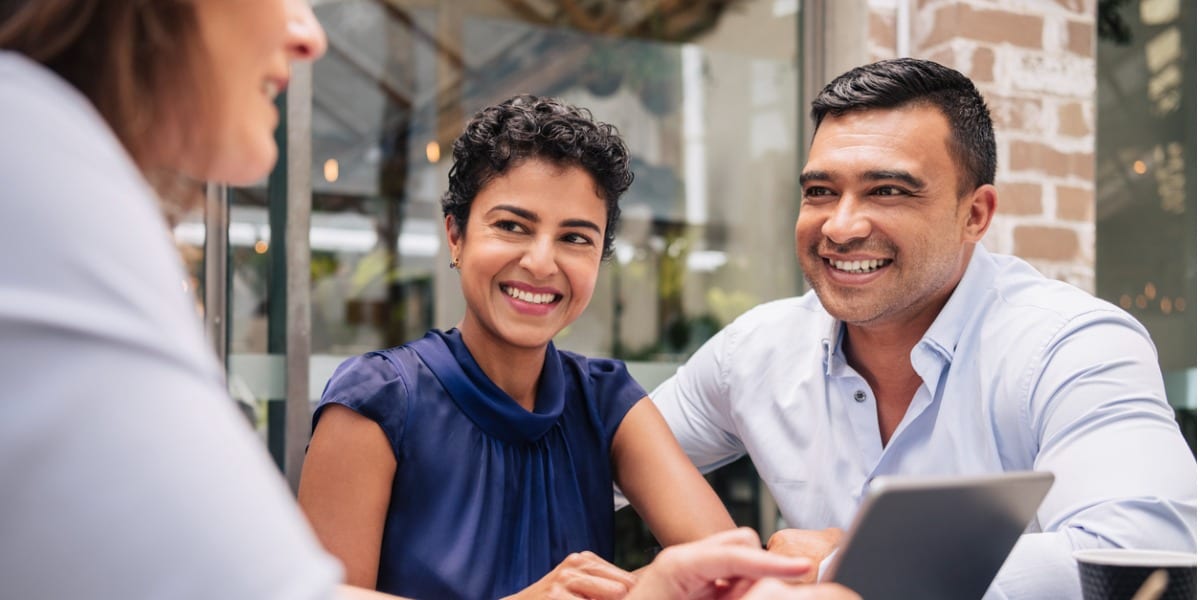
1096, 0, 1196, 449
307, 1, 802, 366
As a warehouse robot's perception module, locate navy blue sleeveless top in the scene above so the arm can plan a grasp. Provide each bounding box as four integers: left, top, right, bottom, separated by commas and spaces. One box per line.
313, 329, 645, 599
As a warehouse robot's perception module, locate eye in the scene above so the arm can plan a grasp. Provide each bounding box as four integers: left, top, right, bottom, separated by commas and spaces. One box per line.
562, 232, 595, 246
802, 186, 836, 203
494, 220, 527, 234
871, 185, 910, 197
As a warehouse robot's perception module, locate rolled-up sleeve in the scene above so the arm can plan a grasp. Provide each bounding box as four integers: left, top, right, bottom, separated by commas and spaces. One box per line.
650, 323, 748, 474
988, 311, 1197, 599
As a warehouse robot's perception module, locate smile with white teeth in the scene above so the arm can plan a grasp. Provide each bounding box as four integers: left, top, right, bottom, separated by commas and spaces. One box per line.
263, 80, 280, 100
830, 258, 891, 274
502, 285, 559, 305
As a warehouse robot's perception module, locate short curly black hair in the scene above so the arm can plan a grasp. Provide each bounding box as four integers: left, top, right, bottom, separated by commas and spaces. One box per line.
441, 95, 633, 260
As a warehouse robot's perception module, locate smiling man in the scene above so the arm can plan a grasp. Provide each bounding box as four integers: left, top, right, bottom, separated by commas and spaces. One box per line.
650, 58, 1197, 598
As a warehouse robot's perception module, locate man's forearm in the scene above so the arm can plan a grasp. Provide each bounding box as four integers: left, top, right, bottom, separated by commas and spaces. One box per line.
986, 531, 1088, 600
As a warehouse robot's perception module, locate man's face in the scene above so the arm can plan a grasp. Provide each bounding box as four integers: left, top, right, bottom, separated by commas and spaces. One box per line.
795, 104, 992, 330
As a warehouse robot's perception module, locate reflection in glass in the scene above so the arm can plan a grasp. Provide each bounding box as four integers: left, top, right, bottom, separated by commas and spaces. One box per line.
307, 0, 799, 365
1097, 0, 1196, 448
173, 214, 206, 318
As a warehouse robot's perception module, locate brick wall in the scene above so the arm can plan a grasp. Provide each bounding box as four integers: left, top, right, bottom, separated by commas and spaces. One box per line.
863, 0, 1098, 291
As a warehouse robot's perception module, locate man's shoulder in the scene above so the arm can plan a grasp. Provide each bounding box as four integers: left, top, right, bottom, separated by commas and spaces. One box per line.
964, 252, 1150, 356
985, 252, 1132, 324
713, 293, 832, 358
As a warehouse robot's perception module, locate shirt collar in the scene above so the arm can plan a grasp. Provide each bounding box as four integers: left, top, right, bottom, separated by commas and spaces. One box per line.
819, 306, 842, 375
919, 244, 997, 363
415, 328, 565, 444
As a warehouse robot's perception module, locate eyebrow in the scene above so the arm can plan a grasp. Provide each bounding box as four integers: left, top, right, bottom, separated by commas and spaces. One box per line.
798, 169, 926, 189
798, 170, 831, 185
487, 204, 602, 233
864, 169, 926, 189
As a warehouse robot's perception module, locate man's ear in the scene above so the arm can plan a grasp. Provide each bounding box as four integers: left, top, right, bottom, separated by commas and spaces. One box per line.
962, 184, 997, 243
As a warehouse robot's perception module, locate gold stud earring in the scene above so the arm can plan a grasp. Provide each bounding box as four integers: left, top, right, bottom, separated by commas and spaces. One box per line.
449, 257, 459, 269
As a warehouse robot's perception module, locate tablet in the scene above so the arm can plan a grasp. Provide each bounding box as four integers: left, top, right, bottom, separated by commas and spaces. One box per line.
828, 471, 1054, 600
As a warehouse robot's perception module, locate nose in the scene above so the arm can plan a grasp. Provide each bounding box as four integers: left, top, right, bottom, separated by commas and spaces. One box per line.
519, 237, 559, 280
286, 0, 328, 62
820, 196, 871, 244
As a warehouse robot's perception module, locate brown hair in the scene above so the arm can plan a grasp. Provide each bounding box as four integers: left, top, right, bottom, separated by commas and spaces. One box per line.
0, 0, 208, 177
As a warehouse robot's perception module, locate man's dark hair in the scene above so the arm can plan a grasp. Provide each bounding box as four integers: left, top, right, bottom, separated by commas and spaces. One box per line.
811, 58, 996, 193
442, 95, 633, 260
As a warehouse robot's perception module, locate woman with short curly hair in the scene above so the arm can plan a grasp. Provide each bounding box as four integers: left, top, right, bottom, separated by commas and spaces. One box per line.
298, 95, 737, 600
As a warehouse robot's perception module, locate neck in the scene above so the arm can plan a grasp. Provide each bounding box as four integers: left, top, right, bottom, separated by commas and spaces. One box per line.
843, 324, 926, 447
840, 281, 954, 447
456, 325, 546, 412
841, 251, 970, 384
842, 321, 925, 390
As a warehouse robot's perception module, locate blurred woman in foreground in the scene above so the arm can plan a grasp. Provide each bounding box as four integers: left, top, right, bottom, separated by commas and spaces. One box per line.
0, 1, 857, 598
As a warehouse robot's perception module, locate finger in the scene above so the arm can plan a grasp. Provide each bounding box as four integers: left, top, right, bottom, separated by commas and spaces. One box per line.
713, 577, 755, 599
563, 572, 634, 600
740, 578, 795, 600
766, 529, 803, 552
743, 580, 861, 600
693, 527, 766, 549
573, 552, 638, 588
669, 544, 813, 582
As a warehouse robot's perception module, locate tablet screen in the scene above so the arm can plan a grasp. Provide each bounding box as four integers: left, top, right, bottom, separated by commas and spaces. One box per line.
829, 471, 1054, 600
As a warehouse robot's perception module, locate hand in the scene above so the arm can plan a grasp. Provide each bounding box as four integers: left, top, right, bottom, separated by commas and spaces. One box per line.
627, 528, 813, 600
740, 579, 861, 600
765, 528, 844, 583
505, 551, 636, 600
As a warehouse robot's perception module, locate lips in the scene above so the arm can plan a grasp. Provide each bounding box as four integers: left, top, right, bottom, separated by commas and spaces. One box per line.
262, 75, 288, 101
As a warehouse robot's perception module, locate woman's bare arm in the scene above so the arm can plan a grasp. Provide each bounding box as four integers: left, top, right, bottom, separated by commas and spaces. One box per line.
611, 397, 737, 547
299, 404, 397, 589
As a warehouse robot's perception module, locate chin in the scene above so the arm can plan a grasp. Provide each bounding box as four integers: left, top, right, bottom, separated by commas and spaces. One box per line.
234, 154, 278, 184
500, 327, 558, 351
823, 299, 890, 327
201, 137, 278, 185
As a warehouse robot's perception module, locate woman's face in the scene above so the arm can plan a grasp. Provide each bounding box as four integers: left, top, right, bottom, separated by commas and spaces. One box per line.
184, 0, 326, 184
449, 159, 607, 357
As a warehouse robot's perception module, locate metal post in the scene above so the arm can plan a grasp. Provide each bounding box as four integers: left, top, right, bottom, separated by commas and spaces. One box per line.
203, 183, 229, 369
283, 60, 314, 494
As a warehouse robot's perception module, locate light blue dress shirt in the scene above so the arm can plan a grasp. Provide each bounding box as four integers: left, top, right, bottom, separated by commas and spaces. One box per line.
652, 245, 1196, 599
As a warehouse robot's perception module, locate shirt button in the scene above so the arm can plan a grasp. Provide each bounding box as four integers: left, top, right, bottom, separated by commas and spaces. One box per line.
854, 390, 867, 402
